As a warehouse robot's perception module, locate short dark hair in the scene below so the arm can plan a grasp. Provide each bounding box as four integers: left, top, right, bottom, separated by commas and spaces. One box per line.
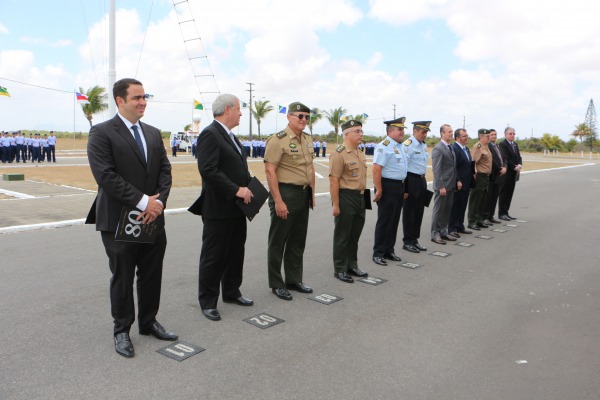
113, 78, 143, 102
454, 128, 465, 139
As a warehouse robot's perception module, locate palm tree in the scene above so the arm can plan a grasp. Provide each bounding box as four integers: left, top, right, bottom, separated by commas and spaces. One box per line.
79, 85, 108, 127
351, 113, 368, 123
571, 123, 590, 143
308, 107, 323, 135
183, 124, 192, 132
324, 107, 347, 143
250, 99, 274, 139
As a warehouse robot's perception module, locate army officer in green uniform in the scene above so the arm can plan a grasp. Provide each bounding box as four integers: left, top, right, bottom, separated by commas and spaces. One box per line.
264, 101, 316, 300
329, 119, 369, 283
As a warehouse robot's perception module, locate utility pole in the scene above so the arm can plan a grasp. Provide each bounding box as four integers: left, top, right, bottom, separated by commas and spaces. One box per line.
462, 116, 466, 129
393, 104, 396, 119
246, 82, 254, 140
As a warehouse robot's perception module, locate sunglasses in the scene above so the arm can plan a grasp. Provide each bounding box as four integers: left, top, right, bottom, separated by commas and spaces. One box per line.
290, 113, 310, 120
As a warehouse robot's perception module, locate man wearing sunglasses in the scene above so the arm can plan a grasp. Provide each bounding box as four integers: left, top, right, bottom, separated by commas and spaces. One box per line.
264, 102, 316, 301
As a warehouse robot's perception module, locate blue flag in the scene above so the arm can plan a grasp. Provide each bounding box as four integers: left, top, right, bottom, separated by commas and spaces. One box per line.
278, 105, 287, 114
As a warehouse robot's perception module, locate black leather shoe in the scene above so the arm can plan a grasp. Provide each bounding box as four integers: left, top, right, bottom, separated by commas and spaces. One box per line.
477, 222, 489, 228
334, 272, 354, 283
468, 224, 481, 231
348, 268, 368, 277
286, 283, 313, 293
507, 214, 517, 220
402, 244, 420, 253
498, 215, 511, 221
482, 219, 492, 225
201, 308, 221, 321
458, 228, 472, 234
272, 288, 293, 300
384, 253, 402, 262
139, 321, 178, 341
223, 296, 254, 306
441, 235, 457, 241
372, 256, 387, 265
489, 217, 501, 224
414, 243, 427, 251
431, 237, 446, 245
448, 232, 460, 238
114, 332, 134, 358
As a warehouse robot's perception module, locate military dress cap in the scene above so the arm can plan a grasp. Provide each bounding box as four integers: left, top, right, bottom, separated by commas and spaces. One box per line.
412, 121, 432, 131
384, 117, 407, 128
341, 119, 362, 131
288, 101, 310, 113
478, 128, 490, 135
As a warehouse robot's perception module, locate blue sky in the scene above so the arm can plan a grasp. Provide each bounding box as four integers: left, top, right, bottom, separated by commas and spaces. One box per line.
1, 0, 599, 141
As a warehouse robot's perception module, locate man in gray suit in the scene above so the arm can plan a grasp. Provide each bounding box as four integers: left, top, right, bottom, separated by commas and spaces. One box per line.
431, 124, 459, 245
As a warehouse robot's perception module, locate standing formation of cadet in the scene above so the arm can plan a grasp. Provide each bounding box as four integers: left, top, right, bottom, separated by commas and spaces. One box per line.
401, 121, 431, 254
467, 129, 492, 230
47, 131, 57, 162
430, 124, 459, 245
371, 117, 408, 265
497, 127, 522, 221
329, 119, 369, 283
264, 101, 315, 301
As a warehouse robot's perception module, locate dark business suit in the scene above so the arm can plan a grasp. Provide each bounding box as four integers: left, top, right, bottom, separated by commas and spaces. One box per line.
498, 139, 522, 217
87, 114, 172, 335
430, 141, 456, 239
194, 120, 251, 310
449, 142, 473, 234
483, 142, 504, 220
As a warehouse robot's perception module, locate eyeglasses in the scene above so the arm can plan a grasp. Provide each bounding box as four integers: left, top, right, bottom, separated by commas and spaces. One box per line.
290, 113, 310, 120
349, 129, 364, 134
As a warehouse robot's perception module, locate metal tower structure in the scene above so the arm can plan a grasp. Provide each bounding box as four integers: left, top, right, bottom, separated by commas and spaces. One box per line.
172, 0, 220, 116
584, 98, 597, 151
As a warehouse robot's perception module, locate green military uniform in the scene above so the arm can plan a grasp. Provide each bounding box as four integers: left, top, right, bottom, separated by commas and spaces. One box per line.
330, 137, 368, 274
264, 114, 315, 289
468, 129, 492, 226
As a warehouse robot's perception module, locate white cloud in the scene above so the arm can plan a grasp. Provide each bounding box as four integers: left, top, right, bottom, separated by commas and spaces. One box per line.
0, 22, 8, 34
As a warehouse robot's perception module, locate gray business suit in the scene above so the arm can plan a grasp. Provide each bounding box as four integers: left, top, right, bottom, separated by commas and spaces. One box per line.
431, 141, 457, 239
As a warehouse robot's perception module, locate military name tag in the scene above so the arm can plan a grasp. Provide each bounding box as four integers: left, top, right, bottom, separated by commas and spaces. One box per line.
358, 276, 387, 285
455, 242, 473, 247
429, 251, 451, 257
475, 235, 493, 240
400, 262, 422, 269
156, 341, 205, 362
505, 224, 518, 227
244, 313, 284, 329
492, 229, 507, 233
309, 293, 343, 305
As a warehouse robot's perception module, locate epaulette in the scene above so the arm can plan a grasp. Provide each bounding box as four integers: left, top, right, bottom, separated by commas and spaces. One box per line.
276, 130, 286, 139
336, 145, 345, 153
382, 139, 390, 146
403, 139, 412, 146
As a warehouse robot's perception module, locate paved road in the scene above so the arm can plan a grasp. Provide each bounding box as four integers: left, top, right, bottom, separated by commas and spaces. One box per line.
0, 162, 599, 399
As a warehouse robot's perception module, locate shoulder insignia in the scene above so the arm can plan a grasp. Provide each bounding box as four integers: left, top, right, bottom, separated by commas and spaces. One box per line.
382, 139, 390, 146
336, 145, 345, 153
403, 139, 412, 146
276, 130, 286, 139
477, 143, 481, 148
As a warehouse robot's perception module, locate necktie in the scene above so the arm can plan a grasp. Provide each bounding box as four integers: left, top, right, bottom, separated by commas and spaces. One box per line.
229, 131, 241, 154
131, 125, 146, 160
492, 143, 503, 166
463, 146, 470, 161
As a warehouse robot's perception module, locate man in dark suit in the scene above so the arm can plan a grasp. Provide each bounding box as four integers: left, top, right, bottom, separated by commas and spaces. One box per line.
449, 128, 473, 236
194, 94, 254, 322
87, 78, 177, 358
498, 126, 522, 220
482, 129, 506, 224
431, 124, 458, 244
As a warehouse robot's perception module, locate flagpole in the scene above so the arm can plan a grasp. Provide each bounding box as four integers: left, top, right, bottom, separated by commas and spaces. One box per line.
73, 89, 76, 150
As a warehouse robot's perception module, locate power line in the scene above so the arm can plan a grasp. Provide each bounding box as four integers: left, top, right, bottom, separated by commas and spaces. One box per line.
135, 0, 155, 78
0, 76, 73, 93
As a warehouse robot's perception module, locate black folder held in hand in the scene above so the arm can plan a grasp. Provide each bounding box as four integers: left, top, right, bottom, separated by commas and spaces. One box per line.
235, 176, 269, 221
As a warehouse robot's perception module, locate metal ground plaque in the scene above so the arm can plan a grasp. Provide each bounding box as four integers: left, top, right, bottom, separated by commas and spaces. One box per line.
399, 261, 422, 269
455, 242, 473, 247
308, 293, 343, 305
429, 251, 451, 258
357, 276, 387, 286
244, 313, 285, 329
515, 220, 528, 223
475, 235, 493, 240
157, 341, 205, 362
505, 224, 518, 227
491, 229, 507, 233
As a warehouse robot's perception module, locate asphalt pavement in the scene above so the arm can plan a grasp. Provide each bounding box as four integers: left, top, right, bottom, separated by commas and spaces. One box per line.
1, 158, 599, 399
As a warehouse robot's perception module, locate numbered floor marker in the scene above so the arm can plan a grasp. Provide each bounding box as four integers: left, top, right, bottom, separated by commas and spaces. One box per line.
357, 276, 387, 286
156, 341, 205, 362
475, 235, 493, 240
455, 242, 474, 247
504, 224, 518, 228
243, 313, 285, 329
399, 261, 422, 269
429, 251, 451, 258
515, 220, 528, 223
491, 229, 507, 233
308, 293, 343, 305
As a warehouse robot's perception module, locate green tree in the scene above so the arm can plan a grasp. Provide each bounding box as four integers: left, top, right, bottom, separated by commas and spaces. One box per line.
308, 107, 323, 135
540, 133, 561, 151
324, 107, 347, 142
79, 85, 108, 127
571, 123, 590, 143
183, 124, 192, 132
250, 99, 274, 139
